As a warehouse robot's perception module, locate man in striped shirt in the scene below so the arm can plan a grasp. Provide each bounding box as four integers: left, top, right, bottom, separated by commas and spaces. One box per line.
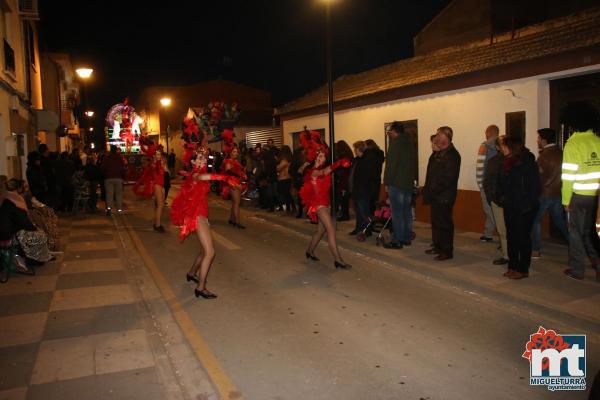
476, 125, 499, 242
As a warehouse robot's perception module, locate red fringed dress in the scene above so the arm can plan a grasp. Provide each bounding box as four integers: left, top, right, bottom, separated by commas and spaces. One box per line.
299, 168, 331, 222
170, 167, 210, 241
221, 158, 247, 199
133, 144, 165, 198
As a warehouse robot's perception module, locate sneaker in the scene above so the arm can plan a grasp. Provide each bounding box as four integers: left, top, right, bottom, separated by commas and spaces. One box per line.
563, 269, 584, 281
383, 242, 403, 249
531, 251, 541, 259
480, 236, 493, 242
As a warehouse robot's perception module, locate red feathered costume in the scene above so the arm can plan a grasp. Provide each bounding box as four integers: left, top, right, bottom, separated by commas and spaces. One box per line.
170, 148, 241, 241
133, 137, 165, 198
170, 166, 211, 241
298, 129, 351, 222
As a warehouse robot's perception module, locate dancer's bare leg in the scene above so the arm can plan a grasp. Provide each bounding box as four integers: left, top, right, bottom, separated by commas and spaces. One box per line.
231, 189, 241, 224
307, 214, 326, 255
153, 185, 165, 227
317, 207, 344, 262
194, 217, 215, 291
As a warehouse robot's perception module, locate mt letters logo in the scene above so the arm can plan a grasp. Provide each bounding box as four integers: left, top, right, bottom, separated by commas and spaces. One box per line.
522, 326, 586, 391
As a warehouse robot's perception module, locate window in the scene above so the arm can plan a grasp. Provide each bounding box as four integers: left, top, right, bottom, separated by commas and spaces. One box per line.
23, 21, 35, 67
3, 38, 15, 73
505, 111, 526, 140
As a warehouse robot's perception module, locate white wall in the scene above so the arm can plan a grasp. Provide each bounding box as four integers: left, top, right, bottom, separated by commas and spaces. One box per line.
283, 77, 550, 191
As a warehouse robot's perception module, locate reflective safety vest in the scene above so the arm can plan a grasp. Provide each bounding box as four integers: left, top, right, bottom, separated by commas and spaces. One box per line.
561, 130, 600, 205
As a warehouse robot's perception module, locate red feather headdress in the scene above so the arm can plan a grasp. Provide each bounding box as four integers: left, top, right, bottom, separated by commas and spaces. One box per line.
300, 129, 327, 163
222, 129, 235, 155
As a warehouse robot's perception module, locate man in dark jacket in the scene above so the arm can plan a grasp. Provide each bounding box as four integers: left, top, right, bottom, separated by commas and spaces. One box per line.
531, 128, 568, 258
100, 146, 126, 214
383, 121, 417, 249
423, 126, 461, 260
365, 139, 385, 213
350, 141, 372, 235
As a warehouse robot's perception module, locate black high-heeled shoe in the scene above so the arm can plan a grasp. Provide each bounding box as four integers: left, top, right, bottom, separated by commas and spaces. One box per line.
186, 274, 199, 283
334, 261, 352, 270
228, 220, 235, 226
305, 252, 319, 261
194, 288, 217, 299
235, 223, 246, 229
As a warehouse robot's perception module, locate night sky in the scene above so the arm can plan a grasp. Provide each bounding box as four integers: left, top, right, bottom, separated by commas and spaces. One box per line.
39, 0, 450, 130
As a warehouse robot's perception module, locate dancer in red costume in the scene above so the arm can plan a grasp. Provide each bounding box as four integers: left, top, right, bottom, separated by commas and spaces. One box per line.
299, 130, 352, 269
133, 136, 167, 232
221, 130, 248, 229
171, 147, 240, 299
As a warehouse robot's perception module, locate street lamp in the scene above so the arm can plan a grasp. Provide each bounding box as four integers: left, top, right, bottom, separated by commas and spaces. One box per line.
76, 68, 93, 79
160, 97, 172, 153
84, 110, 95, 117
324, 0, 336, 217
76, 68, 94, 146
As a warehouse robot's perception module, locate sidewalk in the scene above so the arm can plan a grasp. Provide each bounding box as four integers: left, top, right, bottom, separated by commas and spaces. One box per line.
239, 201, 600, 330
0, 213, 217, 400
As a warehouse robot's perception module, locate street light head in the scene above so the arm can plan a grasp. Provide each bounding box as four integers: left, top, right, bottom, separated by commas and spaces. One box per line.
160, 97, 172, 107
85, 111, 95, 117
76, 68, 94, 79
89, 127, 94, 132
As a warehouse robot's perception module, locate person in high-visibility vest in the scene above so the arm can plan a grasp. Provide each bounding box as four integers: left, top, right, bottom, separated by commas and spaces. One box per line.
561, 102, 600, 281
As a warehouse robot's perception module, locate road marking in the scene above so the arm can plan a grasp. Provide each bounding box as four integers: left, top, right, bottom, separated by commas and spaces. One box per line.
212, 230, 242, 250
120, 214, 241, 400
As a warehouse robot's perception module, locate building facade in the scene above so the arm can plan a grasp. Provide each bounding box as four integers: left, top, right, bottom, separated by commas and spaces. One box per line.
39, 52, 81, 153
276, 7, 600, 232
0, 0, 42, 179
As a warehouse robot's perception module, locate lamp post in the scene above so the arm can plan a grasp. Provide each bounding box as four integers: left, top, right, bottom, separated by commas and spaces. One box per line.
76, 68, 93, 145
160, 97, 172, 153
324, 0, 336, 217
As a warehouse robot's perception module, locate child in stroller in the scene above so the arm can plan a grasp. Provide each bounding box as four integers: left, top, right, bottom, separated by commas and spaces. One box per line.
356, 196, 416, 246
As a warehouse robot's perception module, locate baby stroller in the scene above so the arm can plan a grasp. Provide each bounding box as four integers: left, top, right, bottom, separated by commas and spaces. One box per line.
356, 197, 417, 246
356, 200, 393, 245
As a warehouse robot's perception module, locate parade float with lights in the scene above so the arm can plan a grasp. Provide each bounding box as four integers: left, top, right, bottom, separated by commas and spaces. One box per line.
105, 99, 147, 180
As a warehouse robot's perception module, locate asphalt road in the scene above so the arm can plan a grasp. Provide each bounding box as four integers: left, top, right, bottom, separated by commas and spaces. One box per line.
122, 194, 599, 400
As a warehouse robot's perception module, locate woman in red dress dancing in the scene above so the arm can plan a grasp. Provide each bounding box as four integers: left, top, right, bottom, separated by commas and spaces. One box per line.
299, 130, 351, 269
171, 147, 240, 299
134, 137, 167, 232
222, 146, 247, 229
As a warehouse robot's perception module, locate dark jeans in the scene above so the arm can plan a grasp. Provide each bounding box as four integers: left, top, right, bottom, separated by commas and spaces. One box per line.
87, 180, 99, 211
532, 196, 569, 251
568, 194, 600, 278
164, 171, 171, 201
389, 186, 413, 243
278, 179, 293, 210
336, 191, 350, 219
504, 207, 537, 274
353, 193, 371, 231
431, 202, 454, 255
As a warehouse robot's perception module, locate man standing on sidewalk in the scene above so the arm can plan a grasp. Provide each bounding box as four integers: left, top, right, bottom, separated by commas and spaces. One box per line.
383, 121, 417, 249
423, 127, 461, 261
476, 125, 499, 242
531, 128, 569, 259
101, 145, 126, 215
561, 102, 600, 281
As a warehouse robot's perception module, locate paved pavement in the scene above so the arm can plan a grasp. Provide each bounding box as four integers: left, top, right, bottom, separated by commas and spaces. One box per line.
118, 185, 599, 400
0, 213, 218, 400
1, 183, 598, 400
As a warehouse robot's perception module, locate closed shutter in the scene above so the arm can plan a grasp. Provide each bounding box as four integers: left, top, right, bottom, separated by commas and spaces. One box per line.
244, 127, 282, 148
